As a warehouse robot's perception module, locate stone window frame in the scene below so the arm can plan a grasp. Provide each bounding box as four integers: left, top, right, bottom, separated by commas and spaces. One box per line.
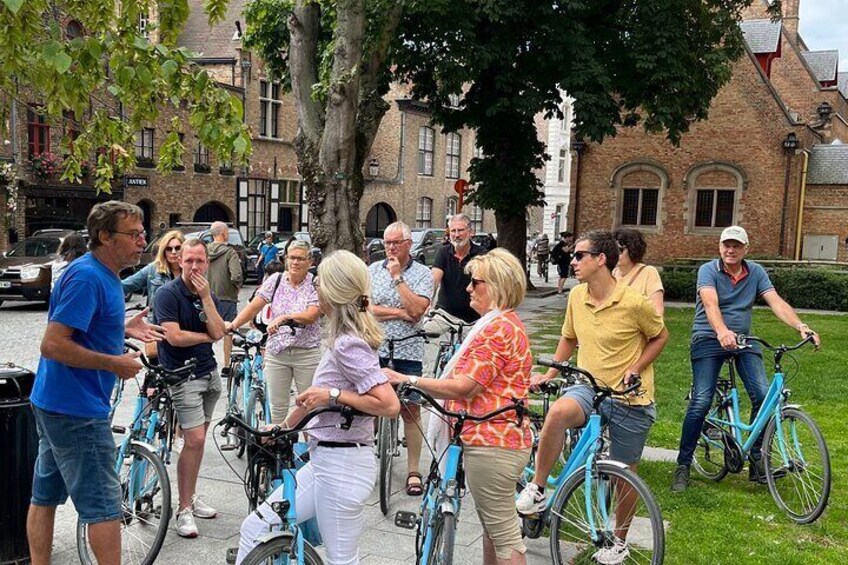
445, 132, 461, 179
446, 196, 458, 221
557, 148, 567, 184
466, 202, 483, 233
27, 104, 50, 158
259, 80, 282, 139
418, 126, 435, 176
134, 127, 155, 166
416, 197, 433, 228
610, 161, 668, 234
193, 137, 210, 172
684, 161, 748, 235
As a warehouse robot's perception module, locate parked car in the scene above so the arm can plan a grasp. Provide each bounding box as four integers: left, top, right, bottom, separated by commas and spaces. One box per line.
364, 237, 386, 264
472, 233, 498, 250
410, 228, 447, 266
0, 229, 77, 306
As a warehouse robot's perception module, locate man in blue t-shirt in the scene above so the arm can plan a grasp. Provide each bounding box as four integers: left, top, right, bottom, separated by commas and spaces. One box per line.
153, 238, 226, 538
28, 201, 164, 565
256, 231, 278, 280
671, 226, 821, 492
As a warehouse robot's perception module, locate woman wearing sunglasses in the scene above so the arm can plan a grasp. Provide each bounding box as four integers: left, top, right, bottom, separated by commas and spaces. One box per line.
612, 228, 664, 316
122, 229, 185, 324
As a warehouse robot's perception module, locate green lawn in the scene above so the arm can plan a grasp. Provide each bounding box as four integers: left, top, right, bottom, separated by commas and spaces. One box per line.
528, 306, 848, 564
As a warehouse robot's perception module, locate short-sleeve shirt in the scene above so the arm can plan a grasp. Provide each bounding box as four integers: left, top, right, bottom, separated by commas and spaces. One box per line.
31, 253, 125, 419
445, 311, 533, 449
369, 259, 434, 361
433, 243, 486, 323
562, 284, 665, 405
306, 334, 388, 445
153, 277, 220, 376
257, 272, 321, 354
692, 259, 774, 338
613, 263, 664, 299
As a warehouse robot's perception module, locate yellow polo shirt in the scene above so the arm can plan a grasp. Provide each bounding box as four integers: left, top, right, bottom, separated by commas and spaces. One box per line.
561, 283, 665, 405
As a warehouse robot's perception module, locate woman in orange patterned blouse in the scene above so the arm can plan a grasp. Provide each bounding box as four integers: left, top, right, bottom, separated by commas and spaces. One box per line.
385, 248, 532, 565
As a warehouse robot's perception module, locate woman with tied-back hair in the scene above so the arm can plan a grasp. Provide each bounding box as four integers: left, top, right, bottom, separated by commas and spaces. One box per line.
236, 250, 400, 565
51, 233, 88, 291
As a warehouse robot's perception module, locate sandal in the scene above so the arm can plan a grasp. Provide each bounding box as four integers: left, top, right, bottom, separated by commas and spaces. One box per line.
406, 472, 424, 496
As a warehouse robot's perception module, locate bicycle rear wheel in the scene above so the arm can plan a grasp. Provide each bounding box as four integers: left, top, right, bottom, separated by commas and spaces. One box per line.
426, 511, 455, 565
77, 443, 171, 565
378, 416, 398, 515
692, 419, 729, 482
240, 534, 323, 565
248, 387, 267, 434
549, 462, 664, 565
763, 407, 831, 524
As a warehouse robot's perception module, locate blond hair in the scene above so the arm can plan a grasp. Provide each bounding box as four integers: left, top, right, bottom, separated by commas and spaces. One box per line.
317, 250, 383, 349
153, 230, 186, 276
465, 248, 526, 310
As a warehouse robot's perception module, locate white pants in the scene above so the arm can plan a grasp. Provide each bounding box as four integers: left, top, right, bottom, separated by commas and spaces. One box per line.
264, 347, 321, 424
237, 445, 377, 565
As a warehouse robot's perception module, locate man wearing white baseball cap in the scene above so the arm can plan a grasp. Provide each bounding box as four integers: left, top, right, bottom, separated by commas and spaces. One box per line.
671, 226, 821, 492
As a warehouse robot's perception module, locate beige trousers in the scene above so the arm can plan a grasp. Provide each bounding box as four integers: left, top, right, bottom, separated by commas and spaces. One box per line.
264, 346, 322, 424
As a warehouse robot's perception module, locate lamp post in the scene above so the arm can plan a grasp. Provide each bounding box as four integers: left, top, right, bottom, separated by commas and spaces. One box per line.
368, 158, 379, 177
779, 132, 799, 255
570, 137, 586, 234
817, 101, 832, 122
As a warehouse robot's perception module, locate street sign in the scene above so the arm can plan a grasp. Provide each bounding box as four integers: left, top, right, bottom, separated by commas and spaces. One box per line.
124, 176, 149, 187
454, 179, 468, 212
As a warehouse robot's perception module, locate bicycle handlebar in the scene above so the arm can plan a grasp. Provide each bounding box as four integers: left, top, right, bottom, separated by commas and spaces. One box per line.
535, 356, 642, 398
397, 384, 528, 424
218, 404, 363, 440
386, 329, 440, 346
425, 310, 475, 331
736, 333, 816, 352
125, 341, 198, 387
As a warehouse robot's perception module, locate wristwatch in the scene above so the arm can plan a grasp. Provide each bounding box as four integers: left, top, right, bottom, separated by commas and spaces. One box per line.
329, 388, 341, 406
408, 376, 420, 386
392, 275, 405, 287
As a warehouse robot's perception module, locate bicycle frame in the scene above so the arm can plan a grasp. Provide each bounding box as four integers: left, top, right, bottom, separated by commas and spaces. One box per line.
418, 443, 462, 564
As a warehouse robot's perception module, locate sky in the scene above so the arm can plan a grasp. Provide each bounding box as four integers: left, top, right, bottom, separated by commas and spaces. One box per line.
798, 1, 848, 68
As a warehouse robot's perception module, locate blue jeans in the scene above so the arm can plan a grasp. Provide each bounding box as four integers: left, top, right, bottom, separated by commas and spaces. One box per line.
676, 334, 769, 466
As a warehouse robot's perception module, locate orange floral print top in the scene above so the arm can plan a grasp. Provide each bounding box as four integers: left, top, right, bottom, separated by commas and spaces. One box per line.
445, 311, 533, 450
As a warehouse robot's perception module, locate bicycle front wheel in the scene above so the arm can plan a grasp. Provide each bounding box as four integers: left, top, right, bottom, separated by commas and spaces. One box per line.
378, 416, 397, 515
549, 462, 664, 565
77, 443, 171, 565
692, 419, 729, 482
241, 534, 323, 565
426, 511, 455, 565
248, 388, 267, 431
763, 407, 831, 524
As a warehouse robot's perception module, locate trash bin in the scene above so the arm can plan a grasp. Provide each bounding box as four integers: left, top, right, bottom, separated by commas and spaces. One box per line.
0, 366, 38, 565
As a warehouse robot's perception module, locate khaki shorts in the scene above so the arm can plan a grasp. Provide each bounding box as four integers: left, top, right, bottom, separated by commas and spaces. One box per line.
171, 369, 222, 430
464, 446, 531, 560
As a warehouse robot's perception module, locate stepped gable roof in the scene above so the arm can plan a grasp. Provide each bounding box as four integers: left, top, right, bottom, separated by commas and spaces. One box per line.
807, 144, 848, 185
801, 50, 839, 83
178, 0, 244, 59
740, 19, 782, 54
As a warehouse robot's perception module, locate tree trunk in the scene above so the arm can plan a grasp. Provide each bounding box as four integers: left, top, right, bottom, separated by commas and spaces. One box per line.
494, 210, 534, 289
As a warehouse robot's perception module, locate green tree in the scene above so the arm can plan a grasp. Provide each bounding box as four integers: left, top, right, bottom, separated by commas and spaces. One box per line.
0, 0, 251, 193
394, 0, 781, 265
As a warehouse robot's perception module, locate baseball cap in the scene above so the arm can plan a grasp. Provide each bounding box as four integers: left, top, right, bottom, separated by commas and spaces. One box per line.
720, 226, 749, 245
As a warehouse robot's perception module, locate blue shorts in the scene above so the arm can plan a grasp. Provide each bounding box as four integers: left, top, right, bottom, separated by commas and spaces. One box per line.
30, 406, 121, 524
562, 384, 656, 465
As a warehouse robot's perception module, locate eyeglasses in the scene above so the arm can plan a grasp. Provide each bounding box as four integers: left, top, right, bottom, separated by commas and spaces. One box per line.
287, 255, 309, 262
166, 245, 182, 253
192, 300, 208, 323
470, 277, 486, 289
114, 229, 147, 242
573, 251, 601, 261
384, 239, 410, 247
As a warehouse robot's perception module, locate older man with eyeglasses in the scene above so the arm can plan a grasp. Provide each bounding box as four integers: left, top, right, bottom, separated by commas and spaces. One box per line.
153, 238, 226, 538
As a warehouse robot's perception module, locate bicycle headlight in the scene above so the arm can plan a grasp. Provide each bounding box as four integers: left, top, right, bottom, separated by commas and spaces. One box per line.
20, 265, 43, 282
245, 328, 264, 344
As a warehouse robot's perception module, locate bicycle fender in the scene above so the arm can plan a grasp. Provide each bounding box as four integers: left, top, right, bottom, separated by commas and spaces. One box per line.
595, 459, 630, 471
130, 439, 158, 454
781, 404, 803, 411
439, 500, 457, 515
253, 529, 295, 546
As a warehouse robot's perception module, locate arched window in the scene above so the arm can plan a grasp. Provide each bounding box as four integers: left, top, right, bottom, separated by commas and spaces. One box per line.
446, 196, 458, 223
416, 197, 433, 228
685, 162, 746, 232
611, 161, 668, 232
466, 203, 483, 233
445, 133, 461, 179
418, 127, 434, 175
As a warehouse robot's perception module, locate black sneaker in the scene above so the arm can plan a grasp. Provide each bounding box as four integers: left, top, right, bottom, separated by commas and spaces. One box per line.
671, 465, 690, 492
748, 457, 767, 484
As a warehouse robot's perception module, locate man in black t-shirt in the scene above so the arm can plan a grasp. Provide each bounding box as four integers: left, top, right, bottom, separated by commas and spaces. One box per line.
425, 213, 487, 334
551, 231, 574, 294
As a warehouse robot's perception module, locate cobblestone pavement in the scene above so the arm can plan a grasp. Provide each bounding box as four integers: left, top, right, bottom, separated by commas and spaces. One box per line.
2, 273, 568, 564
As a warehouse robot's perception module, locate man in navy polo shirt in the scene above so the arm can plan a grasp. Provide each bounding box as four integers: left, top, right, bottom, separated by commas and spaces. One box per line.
671, 226, 821, 492
28, 201, 164, 565
154, 238, 226, 537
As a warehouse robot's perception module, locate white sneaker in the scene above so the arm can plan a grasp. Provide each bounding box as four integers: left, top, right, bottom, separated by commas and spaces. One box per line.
191, 493, 218, 519
515, 482, 547, 515
592, 538, 630, 565
175, 507, 198, 538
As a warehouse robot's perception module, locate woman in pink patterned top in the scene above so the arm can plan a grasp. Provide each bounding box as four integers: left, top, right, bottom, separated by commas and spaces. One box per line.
236, 250, 399, 565
228, 240, 322, 424
385, 248, 532, 565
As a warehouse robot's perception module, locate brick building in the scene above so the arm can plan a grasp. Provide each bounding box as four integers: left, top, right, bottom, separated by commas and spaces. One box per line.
564, 0, 848, 263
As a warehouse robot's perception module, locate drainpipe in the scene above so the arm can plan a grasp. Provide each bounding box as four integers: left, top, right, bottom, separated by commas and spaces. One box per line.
778, 150, 792, 255
792, 150, 809, 260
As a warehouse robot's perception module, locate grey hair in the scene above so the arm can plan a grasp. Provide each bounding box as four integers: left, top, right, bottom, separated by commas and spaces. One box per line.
448, 213, 473, 230
384, 221, 412, 240
210, 221, 228, 238
286, 240, 311, 255
87, 201, 144, 250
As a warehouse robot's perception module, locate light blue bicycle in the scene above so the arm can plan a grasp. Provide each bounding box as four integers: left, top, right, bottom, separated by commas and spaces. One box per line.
521, 357, 665, 565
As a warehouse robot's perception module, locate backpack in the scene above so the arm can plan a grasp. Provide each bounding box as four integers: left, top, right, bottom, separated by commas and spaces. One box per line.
253, 273, 284, 332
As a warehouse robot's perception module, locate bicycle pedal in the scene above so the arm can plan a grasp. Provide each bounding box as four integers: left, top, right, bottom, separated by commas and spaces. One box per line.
111, 425, 126, 434
220, 443, 237, 452
401, 437, 408, 448
394, 510, 417, 530
225, 547, 238, 564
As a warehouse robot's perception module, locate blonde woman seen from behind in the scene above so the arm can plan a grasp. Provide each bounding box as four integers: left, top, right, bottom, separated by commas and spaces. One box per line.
236, 250, 400, 565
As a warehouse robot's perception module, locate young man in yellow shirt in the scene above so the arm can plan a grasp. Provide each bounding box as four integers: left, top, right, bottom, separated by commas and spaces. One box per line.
516, 231, 668, 559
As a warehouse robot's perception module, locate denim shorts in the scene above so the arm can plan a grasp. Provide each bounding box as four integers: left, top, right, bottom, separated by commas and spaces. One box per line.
30, 406, 121, 524
171, 369, 222, 430
562, 384, 656, 465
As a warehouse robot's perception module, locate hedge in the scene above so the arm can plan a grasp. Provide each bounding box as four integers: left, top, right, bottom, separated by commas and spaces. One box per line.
660, 267, 848, 312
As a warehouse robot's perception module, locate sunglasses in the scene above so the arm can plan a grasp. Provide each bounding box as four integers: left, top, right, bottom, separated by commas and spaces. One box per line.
192, 300, 208, 323
470, 277, 486, 289
166, 245, 182, 253
573, 251, 601, 261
